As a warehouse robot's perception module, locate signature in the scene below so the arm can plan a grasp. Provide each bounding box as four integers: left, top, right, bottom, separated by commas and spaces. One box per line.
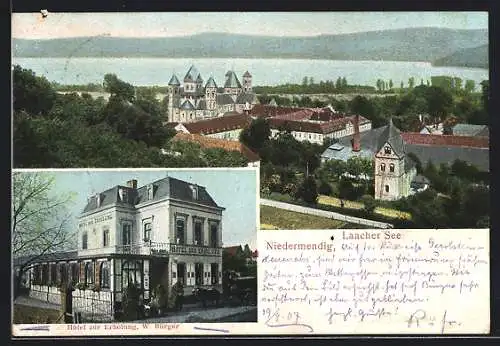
406, 309, 462, 333
265, 322, 314, 333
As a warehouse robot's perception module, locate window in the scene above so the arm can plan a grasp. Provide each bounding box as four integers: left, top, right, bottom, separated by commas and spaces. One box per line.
103, 228, 110, 247
50, 264, 57, 286
122, 260, 142, 290
33, 265, 41, 285
122, 223, 131, 245
194, 220, 203, 245
82, 232, 88, 250
195, 263, 203, 285
384, 146, 392, 154
385, 185, 390, 193
147, 184, 154, 200
176, 217, 186, 245
190, 185, 198, 200
210, 222, 218, 248
71, 263, 79, 285
85, 262, 94, 285
380, 163, 386, 172
41, 264, 49, 285
100, 261, 110, 289
144, 222, 152, 242
177, 263, 186, 285
211, 263, 219, 285
389, 163, 395, 173
60, 263, 68, 285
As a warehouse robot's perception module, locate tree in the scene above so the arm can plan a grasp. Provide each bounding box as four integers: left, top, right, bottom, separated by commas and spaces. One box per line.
13, 65, 57, 116
309, 77, 315, 85
341, 77, 347, 88
12, 172, 76, 298
103, 73, 135, 102
295, 176, 318, 204
480, 80, 489, 113
464, 80, 476, 94
239, 117, 271, 154
389, 79, 394, 90
408, 77, 415, 89
302, 76, 308, 86
336, 77, 342, 90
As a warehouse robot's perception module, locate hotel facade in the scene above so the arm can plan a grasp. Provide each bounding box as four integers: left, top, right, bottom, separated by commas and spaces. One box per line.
21, 176, 224, 320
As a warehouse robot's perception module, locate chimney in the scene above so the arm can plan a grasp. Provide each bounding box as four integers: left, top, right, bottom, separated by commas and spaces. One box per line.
126, 179, 137, 189
352, 114, 361, 152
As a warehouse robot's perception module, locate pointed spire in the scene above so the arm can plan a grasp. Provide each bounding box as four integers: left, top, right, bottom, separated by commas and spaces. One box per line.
168, 74, 180, 86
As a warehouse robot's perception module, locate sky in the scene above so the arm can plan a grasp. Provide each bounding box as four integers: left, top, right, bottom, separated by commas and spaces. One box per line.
16, 168, 258, 249
12, 12, 488, 39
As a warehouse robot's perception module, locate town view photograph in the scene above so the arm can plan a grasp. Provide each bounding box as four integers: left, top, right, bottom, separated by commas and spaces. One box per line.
11, 10, 490, 324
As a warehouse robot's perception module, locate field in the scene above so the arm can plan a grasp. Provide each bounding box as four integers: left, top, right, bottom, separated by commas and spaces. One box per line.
317, 195, 412, 220
13, 304, 62, 324
260, 205, 361, 230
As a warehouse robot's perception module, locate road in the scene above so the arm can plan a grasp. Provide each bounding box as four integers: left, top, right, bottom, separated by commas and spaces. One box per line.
261, 198, 393, 229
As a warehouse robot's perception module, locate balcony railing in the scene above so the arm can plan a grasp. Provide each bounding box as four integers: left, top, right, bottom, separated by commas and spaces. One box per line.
112, 242, 222, 257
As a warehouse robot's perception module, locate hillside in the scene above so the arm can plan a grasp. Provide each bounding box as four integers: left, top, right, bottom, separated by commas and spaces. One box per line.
13, 27, 488, 66
432, 44, 489, 69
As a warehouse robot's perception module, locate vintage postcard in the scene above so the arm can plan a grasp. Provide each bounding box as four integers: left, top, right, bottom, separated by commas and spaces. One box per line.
11, 11, 491, 337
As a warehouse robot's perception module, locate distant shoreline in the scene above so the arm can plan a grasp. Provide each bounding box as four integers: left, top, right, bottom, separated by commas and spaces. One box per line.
12, 55, 488, 70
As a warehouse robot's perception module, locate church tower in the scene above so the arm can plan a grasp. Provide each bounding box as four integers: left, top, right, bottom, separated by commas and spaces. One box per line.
205, 77, 217, 111
242, 71, 252, 93
374, 119, 412, 201
167, 74, 181, 122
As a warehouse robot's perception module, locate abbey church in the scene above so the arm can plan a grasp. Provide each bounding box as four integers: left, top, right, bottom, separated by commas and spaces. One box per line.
166, 65, 259, 123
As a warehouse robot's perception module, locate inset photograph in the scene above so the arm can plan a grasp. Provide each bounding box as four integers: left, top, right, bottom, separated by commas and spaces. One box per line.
12, 168, 258, 324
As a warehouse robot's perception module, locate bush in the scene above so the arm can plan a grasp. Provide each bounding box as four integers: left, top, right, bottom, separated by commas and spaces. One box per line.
361, 195, 377, 214
318, 180, 333, 195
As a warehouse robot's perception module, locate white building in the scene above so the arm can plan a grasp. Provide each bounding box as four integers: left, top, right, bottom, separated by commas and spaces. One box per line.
24, 176, 225, 320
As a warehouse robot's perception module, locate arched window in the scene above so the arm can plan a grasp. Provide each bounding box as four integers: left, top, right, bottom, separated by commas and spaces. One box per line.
380, 163, 386, 172
122, 223, 131, 245
122, 260, 142, 290
85, 262, 94, 285
385, 185, 390, 193
389, 163, 395, 172
100, 261, 110, 289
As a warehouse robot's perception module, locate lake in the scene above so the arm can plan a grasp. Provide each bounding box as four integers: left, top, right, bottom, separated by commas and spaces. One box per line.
12, 57, 488, 90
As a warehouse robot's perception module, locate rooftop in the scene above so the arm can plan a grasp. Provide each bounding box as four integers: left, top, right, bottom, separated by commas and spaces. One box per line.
172, 132, 260, 163
82, 176, 224, 214
181, 113, 253, 135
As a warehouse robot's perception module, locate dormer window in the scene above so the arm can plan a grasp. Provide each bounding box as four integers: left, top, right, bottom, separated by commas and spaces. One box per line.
118, 188, 128, 203
147, 184, 154, 200
96, 194, 101, 208
190, 185, 198, 200
384, 146, 392, 155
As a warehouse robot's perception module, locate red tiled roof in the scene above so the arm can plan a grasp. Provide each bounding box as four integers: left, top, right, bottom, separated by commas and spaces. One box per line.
182, 113, 252, 135
224, 246, 242, 257
172, 133, 260, 162
269, 115, 370, 135
401, 132, 489, 148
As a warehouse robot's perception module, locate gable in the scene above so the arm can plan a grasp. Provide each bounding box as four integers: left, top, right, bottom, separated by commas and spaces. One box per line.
375, 141, 403, 159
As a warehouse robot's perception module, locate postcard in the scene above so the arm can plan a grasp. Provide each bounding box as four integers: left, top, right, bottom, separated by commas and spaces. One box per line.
11, 10, 491, 338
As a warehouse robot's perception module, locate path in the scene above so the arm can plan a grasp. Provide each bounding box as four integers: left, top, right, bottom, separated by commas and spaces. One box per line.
14, 296, 60, 311
134, 306, 257, 323
260, 198, 393, 229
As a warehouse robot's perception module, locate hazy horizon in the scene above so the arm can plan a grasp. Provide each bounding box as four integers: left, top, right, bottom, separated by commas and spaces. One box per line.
12, 12, 488, 39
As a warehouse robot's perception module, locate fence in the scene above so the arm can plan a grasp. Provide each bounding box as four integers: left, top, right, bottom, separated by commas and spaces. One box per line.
72, 289, 114, 323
